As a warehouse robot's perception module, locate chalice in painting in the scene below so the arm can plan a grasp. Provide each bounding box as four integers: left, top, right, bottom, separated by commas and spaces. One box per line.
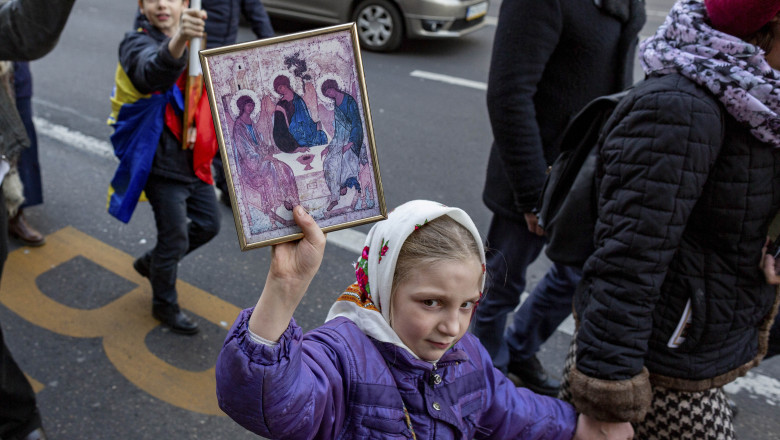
296, 153, 315, 171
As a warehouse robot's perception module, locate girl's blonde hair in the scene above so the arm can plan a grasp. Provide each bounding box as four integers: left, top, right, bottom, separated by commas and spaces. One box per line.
391, 215, 482, 296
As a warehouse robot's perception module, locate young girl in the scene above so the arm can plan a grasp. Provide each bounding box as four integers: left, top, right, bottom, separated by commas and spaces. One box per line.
216, 200, 585, 439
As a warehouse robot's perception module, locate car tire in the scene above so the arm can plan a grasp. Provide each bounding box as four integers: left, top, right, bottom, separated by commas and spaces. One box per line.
352, 0, 404, 52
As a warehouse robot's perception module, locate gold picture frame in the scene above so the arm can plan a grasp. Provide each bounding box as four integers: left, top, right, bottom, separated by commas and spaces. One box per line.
200, 23, 386, 250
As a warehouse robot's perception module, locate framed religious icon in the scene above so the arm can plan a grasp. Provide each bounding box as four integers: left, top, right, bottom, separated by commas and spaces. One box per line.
200, 23, 387, 250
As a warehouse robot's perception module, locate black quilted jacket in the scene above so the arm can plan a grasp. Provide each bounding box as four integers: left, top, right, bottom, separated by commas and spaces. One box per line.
571, 74, 780, 422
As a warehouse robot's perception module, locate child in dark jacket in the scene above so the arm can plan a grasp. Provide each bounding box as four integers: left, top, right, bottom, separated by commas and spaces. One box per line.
108, 0, 219, 335
216, 200, 602, 439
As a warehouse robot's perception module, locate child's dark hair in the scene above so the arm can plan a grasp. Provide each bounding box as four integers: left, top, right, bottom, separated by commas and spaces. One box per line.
391, 215, 482, 296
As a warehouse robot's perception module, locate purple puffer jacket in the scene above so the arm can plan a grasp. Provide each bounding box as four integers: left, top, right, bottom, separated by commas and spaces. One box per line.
216, 309, 577, 439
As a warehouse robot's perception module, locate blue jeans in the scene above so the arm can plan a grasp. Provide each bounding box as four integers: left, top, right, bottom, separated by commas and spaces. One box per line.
471, 213, 581, 371
142, 174, 220, 310
15, 95, 43, 208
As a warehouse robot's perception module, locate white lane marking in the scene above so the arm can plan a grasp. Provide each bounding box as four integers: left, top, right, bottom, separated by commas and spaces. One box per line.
33, 116, 115, 159
409, 70, 487, 91
33, 98, 105, 125
327, 228, 367, 255
725, 371, 780, 405
484, 16, 497, 26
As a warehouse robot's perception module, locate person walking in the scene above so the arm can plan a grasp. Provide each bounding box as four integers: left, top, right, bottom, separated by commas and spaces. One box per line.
471, 0, 645, 396
562, 0, 780, 438
110, 0, 220, 335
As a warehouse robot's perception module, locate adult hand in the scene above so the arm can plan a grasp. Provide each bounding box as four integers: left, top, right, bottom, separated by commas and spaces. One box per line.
760, 237, 780, 285
524, 212, 545, 236
248, 206, 326, 341
573, 414, 634, 440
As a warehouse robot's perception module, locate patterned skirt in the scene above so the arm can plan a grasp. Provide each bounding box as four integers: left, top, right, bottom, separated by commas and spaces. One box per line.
558, 334, 735, 440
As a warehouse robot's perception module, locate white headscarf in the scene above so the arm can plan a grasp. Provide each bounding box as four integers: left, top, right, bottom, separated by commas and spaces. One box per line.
325, 200, 486, 359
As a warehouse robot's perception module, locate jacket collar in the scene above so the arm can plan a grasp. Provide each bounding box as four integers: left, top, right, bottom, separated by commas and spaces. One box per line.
371, 337, 470, 372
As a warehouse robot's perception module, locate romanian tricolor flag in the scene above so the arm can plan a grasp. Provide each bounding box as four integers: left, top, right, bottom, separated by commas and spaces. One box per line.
106, 64, 216, 223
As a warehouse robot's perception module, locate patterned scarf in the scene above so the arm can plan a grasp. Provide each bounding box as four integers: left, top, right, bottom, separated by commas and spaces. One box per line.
640, 0, 780, 146
325, 200, 486, 360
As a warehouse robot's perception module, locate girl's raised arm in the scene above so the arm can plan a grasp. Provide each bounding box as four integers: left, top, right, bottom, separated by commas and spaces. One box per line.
248, 206, 326, 341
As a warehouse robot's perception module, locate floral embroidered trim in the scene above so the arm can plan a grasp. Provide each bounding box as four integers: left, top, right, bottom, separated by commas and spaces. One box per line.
355, 247, 371, 301
414, 220, 429, 231
379, 239, 389, 263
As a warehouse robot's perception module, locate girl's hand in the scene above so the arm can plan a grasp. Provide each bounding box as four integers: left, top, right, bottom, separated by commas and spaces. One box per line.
573, 414, 633, 440
761, 237, 780, 285
248, 206, 326, 341
268, 205, 326, 291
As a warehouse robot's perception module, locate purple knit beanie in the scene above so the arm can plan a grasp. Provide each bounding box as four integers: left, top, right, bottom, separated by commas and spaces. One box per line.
704, 0, 780, 37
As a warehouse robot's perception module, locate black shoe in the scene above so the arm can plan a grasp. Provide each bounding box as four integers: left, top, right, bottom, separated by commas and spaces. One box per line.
507, 355, 560, 397
133, 256, 150, 278
153, 306, 199, 335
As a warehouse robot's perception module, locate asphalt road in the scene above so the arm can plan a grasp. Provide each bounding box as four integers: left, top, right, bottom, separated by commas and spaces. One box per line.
1, 0, 778, 438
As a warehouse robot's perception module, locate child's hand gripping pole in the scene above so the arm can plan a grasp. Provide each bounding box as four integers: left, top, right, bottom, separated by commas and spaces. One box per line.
248, 206, 327, 342
182, 0, 203, 149
167, 7, 207, 59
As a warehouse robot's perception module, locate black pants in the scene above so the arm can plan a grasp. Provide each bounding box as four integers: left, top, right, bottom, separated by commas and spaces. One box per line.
140, 174, 220, 311
0, 190, 40, 439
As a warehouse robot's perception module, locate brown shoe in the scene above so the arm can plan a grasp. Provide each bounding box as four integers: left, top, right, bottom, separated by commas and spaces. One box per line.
8, 210, 46, 246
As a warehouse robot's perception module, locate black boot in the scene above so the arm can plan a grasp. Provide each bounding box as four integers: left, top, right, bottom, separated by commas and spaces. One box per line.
133, 254, 151, 278
152, 305, 199, 335
507, 355, 560, 397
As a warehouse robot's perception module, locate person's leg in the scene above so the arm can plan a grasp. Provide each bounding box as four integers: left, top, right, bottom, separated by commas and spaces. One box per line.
14, 96, 43, 208
9, 95, 45, 247
504, 262, 581, 395
184, 179, 220, 256
212, 157, 230, 206
471, 213, 546, 371
142, 175, 199, 334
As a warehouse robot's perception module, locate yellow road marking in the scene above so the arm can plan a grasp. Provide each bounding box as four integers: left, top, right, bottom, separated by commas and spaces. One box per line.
0, 227, 242, 415
25, 374, 44, 393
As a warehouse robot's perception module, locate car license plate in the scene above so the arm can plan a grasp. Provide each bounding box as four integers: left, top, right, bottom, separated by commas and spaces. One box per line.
466, 2, 488, 21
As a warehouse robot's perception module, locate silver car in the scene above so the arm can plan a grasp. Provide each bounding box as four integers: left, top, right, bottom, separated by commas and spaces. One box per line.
262, 0, 489, 52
